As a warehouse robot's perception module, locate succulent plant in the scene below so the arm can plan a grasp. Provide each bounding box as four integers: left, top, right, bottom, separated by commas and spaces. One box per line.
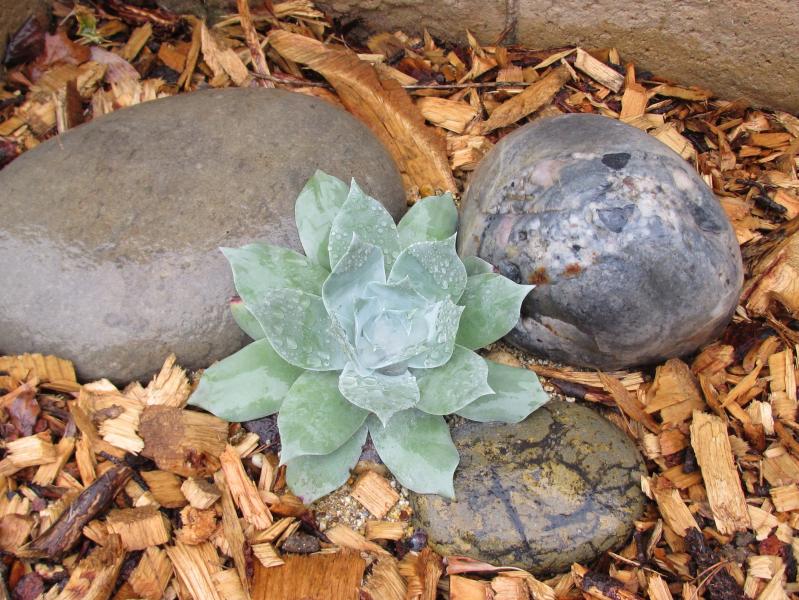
190, 171, 549, 501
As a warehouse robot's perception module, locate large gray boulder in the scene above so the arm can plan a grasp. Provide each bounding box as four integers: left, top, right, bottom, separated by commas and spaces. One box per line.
0, 88, 406, 383
459, 113, 743, 370
411, 400, 647, 575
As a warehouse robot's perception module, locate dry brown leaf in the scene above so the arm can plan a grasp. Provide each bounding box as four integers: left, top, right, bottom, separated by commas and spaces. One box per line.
690, 411, 751, 534
179, 16, 202, 90
399, 547, 443, 600
478, 66, 570, 133
743, 219, 799, 316
0, 353, 77, 391
90, 46, 139, 85
650, 84, 713, 101
237, 0, 273, 87
620, 82, 648, 120
362, 556, 406, 600
416, 96, 478, 134
574, 48, 624, 92
268, 30, 456, 197
325, 524, 390, 556
646, 359, 705, 424
599, 371, 661, 434
200, 22, 249, 87
145, 353, 190, 408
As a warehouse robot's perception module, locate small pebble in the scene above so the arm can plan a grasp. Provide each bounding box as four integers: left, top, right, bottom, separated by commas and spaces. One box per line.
281, 532, 321, 554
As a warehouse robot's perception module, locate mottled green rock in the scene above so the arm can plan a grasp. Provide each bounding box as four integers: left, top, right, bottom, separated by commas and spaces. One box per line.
411, 400, 647, 575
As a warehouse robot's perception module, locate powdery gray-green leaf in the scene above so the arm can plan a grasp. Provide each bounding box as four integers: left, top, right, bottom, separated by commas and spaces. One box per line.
285, 424, 367, 503
249, 288, 347, 371
406, 298, 464, 369
338, 363, 419, 425
230, 300, 265, 340
222, 243, 329, 305
369, 410, 459, 497
456, 273, 533, 350
278, 370, 368, 463
462, 255, 495, 276
295, 170, 350, 269
328, 180, 400, 272
397, 193, 458, 248
457, 358, 549, 423
322, 236, 385, 339
388, 236, 467, 303
189, 339, 302, 422
352, 280, 440, 369
413, 345, 493, 415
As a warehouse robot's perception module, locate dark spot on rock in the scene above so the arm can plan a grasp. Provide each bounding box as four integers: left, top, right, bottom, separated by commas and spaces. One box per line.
597, 205, 635, 233
601, 152, 631, 170
688, 202, 724, 233
563, 263, 582, 277
499, 260, 522, 283
528, 266, 550, 285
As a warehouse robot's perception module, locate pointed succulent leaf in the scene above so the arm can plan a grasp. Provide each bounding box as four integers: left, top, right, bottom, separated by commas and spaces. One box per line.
462, 255, 495, 276
413, 345, 493, 415
388, 236, 467, 303
406, 298, 464, 369
368, 410, 459, 497
457, 359, 549, 423
352, 279, 435, 369
338, 363, 419, 425
322, 236, 386, 339
295, 170, 350, 269
456, 273, 534, 350
248, 288, 348, 371
328, 180, 401, 272
285, 424, 368, 503
222, 243, 329, 305
352, 281, 463, 371
189, 340, 302, 422
230, 299, 265, 340
278, 371, 369, 463
397, 193, 458, 248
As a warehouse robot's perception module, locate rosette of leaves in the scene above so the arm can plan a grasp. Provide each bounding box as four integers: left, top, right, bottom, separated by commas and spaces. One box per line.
190, 171, 548, 501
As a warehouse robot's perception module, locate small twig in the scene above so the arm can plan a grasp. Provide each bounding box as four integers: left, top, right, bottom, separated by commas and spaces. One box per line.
402, 80, 534, 90
24, 465, 132, 558
690, 561, 731, 600
252, 72, 331, 88
237, 0, 273, 87
254, 71, 536, 92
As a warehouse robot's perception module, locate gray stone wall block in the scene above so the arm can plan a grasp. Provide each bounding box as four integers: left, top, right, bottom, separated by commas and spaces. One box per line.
315, 0, 799, 113
319, 0, 510, 45
513, 0, 799, 114
4, 0, 795, 111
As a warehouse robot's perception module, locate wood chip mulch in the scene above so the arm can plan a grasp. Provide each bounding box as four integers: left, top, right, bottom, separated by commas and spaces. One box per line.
2, 1, 799, 599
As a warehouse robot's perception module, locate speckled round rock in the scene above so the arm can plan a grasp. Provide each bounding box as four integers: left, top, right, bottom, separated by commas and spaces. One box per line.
411, 400, 647, 575
0, 88, 406, 383
458, 113, 743, 370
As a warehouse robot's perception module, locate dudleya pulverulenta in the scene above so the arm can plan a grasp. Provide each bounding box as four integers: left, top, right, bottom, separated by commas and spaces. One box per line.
190, 171, 549, 501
